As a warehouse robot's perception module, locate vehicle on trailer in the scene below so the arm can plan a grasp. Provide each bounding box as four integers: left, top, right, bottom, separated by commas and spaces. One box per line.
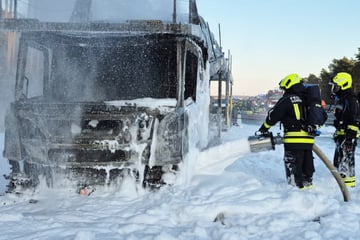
1, 0, 231, 192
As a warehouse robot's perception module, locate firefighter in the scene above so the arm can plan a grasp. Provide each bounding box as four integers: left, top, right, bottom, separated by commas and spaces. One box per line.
258, 73, 315, 189
330, 72, 359, 187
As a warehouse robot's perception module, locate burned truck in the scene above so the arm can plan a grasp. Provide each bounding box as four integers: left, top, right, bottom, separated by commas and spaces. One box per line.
2, 0, 231, 192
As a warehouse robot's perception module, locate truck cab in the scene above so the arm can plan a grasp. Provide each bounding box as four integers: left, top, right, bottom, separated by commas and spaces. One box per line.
2, 0, 232, 192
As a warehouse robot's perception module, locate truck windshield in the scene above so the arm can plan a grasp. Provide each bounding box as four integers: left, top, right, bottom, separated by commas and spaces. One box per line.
48, 35, 178, 102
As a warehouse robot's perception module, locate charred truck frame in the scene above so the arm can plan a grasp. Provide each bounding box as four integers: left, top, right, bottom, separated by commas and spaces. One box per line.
1, 0, 232, 192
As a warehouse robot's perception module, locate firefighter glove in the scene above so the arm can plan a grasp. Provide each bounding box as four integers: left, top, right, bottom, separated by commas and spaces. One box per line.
258, 124, 269, 135
345, 128, 357, 139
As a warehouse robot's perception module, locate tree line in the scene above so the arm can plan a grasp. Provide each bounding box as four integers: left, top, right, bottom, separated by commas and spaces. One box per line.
304, 48, 360, 104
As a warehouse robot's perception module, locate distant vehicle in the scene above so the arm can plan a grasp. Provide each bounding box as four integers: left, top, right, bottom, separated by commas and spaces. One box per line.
1, 0, 232, 192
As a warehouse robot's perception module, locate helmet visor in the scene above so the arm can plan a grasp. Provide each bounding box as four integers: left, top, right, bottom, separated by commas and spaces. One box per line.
329, 82, 340, 94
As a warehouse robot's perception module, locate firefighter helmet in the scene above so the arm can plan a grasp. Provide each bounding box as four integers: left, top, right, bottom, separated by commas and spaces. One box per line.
332, 72, 352, 90
279, 73, 302, 90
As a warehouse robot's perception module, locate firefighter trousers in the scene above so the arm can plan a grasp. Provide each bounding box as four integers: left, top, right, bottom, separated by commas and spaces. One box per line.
284, 149, 314, 188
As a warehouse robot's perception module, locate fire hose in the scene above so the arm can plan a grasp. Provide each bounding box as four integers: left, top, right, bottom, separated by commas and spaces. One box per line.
248, 132, 350, 202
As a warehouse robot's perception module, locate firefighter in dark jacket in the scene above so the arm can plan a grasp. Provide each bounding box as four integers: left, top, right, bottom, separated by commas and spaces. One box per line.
258, 73, 315, 189
330, 72, 359, 187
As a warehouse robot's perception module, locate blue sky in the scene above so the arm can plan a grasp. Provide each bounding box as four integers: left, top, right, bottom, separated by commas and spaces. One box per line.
196, 0, 360, 96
